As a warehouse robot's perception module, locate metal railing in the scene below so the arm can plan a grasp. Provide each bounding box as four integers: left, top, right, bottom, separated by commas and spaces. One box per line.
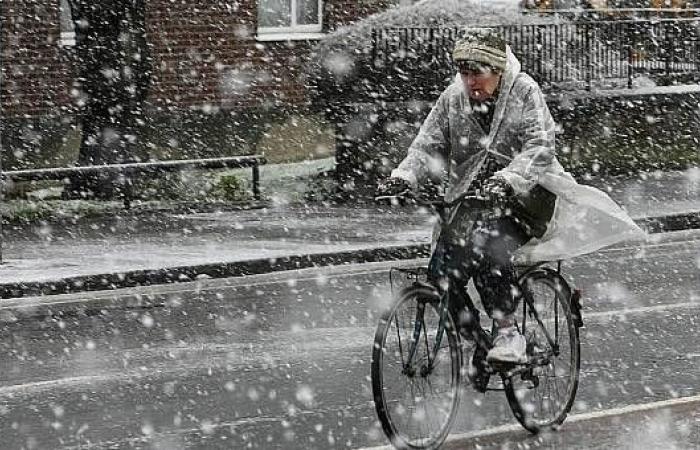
370, 18, 700, 101
0, 155, 266, 263
527, 7, 700, 19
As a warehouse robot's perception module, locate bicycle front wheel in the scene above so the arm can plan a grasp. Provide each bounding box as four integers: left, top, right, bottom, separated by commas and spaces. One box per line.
505, 271, 581, 433
371, 286, 462, 450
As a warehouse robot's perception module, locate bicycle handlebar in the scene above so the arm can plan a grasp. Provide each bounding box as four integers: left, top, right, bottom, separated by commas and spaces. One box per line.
374, 193, 491, 210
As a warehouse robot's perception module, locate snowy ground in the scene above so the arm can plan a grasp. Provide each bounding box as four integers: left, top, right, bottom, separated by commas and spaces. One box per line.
1, 230, 698, 449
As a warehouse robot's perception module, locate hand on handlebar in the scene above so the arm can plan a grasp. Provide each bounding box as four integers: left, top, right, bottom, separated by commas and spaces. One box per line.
375, 177, 414, 204
480, 176, 515, 205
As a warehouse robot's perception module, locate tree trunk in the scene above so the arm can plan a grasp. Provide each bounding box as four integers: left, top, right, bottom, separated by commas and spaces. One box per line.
64, 0, 151, 199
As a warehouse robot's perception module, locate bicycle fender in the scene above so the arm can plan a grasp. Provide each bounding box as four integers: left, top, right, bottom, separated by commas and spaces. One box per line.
570, 288, 584, 329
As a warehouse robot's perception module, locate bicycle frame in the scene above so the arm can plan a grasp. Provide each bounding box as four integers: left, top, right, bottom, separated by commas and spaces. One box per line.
392, 194, 572, 377
518, 264, 582, 361
521, 281, 560, 360
403, 268, 566, 376
398, 279, 495, 376
399, 290, 451, 377
395, 194, 494, 376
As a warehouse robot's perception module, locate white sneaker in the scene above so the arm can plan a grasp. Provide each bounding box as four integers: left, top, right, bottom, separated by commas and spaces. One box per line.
486, 326, 527, 364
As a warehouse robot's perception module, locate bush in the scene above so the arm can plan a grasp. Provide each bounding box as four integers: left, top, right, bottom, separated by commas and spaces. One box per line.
209, 174, 251, 202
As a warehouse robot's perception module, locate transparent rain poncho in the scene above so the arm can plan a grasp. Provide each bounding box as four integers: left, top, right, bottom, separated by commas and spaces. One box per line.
392, 48, 645, 263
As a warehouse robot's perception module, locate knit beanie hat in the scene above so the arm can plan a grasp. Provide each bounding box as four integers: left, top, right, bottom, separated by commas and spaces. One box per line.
452, 27, 507, 72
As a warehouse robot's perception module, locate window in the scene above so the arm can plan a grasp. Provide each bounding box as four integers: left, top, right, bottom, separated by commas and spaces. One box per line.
257, 0, 323, 39
60, 0, 76, 46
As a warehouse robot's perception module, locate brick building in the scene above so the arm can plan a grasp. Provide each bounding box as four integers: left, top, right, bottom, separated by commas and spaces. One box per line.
0, 0, 397, 166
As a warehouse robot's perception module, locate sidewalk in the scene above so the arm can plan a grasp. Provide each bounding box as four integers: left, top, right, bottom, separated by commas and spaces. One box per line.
0, 167, 698, 299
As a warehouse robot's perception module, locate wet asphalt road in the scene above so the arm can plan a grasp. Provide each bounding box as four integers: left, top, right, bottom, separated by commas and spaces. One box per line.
1, 230, 699, 449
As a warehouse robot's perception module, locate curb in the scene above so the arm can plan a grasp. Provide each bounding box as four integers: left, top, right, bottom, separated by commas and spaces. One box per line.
0, 211, 698, 300
0, 245, 431, 300
635, 211, 700, 234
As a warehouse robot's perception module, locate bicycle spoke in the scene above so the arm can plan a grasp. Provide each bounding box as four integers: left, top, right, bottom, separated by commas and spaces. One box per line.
394, 314, 406, 367
373, 289, 461, 448
506, 274, 579, 432
421, 318, 433, 369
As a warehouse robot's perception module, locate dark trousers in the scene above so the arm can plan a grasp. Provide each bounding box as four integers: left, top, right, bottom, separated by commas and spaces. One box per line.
428, 214, 531, 338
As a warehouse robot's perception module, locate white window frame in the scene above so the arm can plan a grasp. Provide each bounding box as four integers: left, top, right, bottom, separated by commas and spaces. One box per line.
59, 0, 76, 47
257, 0, 324, 40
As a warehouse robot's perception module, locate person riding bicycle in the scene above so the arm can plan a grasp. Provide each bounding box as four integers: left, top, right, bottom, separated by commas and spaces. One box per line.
377, 28, 645, 369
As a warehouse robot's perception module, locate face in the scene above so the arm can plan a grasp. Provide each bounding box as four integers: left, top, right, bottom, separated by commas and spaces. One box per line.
460, 68, 502, 102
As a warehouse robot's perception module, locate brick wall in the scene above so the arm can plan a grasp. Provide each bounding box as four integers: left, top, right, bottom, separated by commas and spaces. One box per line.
1, 0, 394, 118
1, 1, 74, 117
325, 0, 396, 27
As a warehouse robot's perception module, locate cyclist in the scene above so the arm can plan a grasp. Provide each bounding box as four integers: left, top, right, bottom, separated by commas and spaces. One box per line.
377, 28, 645, 370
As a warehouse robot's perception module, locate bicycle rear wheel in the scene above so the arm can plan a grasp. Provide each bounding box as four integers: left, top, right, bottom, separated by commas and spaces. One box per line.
371, 286, 462, 450
504, 271, 580, 433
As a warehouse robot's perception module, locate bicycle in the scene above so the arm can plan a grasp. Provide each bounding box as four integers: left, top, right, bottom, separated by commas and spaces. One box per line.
371, 194, 584, 449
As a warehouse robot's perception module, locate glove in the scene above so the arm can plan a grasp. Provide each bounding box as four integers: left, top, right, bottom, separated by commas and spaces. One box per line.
377, 177, 412, 197
480, 176, 515, 205
376, 177, 413, 201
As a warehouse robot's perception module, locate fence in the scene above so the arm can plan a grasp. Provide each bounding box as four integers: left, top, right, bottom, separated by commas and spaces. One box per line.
3, 155, 265, 205
370, 17, 700, 101
0, 155, 266, 263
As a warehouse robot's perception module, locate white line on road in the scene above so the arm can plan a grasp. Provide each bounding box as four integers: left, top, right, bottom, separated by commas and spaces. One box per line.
0, 375, 120, 396
356, 394, 700, 450
583, 300, 700, 319
3, 300, 700, 399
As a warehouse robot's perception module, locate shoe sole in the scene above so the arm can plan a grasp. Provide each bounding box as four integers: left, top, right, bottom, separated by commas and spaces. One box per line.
486, 355, 528, 365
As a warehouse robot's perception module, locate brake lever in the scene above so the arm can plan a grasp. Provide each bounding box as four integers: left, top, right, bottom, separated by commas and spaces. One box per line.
374, 195, 400, 202
374, 193, 414, 205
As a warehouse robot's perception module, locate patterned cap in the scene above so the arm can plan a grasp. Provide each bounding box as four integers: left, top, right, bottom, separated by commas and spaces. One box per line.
452, 27, 507, 72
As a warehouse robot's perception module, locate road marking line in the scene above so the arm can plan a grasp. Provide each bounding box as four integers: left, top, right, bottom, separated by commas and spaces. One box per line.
592, 236, 700, 255
583, 300, 700, 319
356, 394, 700, 450
3, 301, 700, 397
0, 375, 118, 395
